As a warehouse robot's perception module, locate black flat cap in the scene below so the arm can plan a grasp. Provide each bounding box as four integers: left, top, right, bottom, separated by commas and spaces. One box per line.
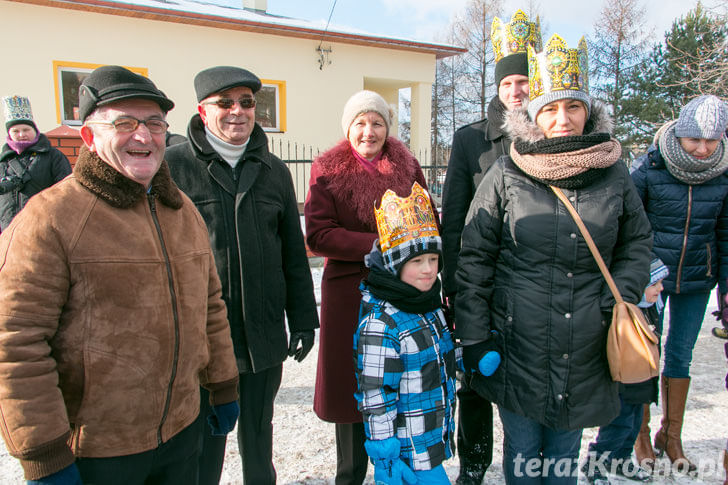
79, 65, 174, 121
194, 66, 262, 102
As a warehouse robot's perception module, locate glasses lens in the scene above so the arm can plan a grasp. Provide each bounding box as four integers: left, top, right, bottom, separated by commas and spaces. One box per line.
215, 99, 235, 109
113, 118, 139, 133
239, 97, 256, 109
145, 120, 169, 134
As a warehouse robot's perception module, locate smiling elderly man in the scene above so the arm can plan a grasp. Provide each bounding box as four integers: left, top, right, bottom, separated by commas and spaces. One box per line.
166, 66, 319, 485
0, 65, 239, 485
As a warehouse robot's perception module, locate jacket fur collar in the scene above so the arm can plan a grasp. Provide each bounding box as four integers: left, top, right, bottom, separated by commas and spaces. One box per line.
503, 100, 614, 144
314, 137, 420, 230
74, 145, 183, 210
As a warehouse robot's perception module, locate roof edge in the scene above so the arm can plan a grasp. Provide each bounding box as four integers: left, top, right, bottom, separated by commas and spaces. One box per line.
9, 0, 466, 59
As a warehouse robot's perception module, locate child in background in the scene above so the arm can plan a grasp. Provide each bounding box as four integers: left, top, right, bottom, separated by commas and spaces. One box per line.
354, 182, 499, 484
583, 258, 669, 485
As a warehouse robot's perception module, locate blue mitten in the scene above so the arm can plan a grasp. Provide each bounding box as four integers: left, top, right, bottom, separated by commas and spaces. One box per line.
364, 437, 417, 485
27, 463, 82, 485
207, 400, 240, 436
413, 464, 450, 484
478, 351, 501, 376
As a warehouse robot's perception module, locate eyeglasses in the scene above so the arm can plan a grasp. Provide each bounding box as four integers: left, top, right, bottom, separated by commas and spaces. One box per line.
86, 116, 169, 134
202, 97, 256, 110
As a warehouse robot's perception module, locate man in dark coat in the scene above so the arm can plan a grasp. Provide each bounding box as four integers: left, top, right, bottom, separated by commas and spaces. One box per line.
165, 66, 319, 485
440, 9, 537, 483
1, 95, 71, 230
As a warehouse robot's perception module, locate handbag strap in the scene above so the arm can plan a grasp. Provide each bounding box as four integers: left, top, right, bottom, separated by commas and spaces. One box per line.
550, 186, 624, 304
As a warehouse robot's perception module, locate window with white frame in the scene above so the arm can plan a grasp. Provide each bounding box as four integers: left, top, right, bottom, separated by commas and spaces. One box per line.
256, 79, 286, 133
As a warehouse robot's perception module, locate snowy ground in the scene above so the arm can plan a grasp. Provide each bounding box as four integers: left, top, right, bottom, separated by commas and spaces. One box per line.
1, 261, 727, 484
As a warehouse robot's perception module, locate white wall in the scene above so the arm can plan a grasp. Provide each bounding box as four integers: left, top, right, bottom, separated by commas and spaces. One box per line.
1, 1, 435, 156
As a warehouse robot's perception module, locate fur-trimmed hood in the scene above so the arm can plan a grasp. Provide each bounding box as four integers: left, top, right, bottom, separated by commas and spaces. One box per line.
74, 145, 182, 210
503, 100, 614, 144
313, 137, 421, 230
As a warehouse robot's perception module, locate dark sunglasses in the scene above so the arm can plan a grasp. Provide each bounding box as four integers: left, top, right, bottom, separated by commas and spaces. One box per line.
202, 97, 256, 110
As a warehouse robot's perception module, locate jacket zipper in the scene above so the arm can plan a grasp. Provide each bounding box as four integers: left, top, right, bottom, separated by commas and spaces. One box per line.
675, 186, 693, 293
149, 194, 182, 446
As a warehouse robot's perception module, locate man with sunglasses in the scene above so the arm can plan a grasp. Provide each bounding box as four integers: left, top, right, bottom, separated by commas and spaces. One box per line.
166, 66, 319, 485
0, 65, 240, 485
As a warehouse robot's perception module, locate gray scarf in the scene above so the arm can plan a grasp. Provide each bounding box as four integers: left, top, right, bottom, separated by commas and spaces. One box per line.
659, 120, 728, 185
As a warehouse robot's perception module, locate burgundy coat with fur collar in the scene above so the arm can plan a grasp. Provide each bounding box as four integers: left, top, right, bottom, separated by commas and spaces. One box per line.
305, 137, 434, 423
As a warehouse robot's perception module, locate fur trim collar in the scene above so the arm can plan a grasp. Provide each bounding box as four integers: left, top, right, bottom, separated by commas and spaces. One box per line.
503, 99, 614, 143
74, 145, 183, 210
314, 138, 420, 230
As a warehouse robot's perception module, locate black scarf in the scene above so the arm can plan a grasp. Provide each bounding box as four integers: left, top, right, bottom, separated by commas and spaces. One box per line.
364, 266, 444, 314
514, 133, 612, 189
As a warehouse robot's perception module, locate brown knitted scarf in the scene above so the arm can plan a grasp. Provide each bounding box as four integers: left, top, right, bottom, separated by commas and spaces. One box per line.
509, 138, 622, 180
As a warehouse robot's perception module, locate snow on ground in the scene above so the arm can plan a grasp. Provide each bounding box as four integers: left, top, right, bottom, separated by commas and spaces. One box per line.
1, 261, 727, 484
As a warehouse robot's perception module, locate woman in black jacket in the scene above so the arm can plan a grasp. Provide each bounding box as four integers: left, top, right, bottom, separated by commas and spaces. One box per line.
455, 35, 652, 485
1, 95, 71, 230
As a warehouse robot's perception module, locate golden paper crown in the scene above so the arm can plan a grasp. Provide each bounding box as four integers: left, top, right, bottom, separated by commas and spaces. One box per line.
375, 182, 439, 254
528, 34, 589, 100
491, 10, 542, 63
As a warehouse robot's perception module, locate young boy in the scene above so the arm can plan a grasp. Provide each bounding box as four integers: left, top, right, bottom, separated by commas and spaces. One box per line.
583, 258, 669, 485
354, 182, 501, 484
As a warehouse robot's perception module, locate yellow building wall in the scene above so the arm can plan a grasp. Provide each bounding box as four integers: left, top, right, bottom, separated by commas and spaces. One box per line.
0, 1, 435, 158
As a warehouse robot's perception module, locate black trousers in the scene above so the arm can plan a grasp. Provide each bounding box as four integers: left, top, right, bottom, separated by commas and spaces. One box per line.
456, 374, 494, 482
197, 364, 283, 485
76, 420, 199, 485
334, 422, 368, 485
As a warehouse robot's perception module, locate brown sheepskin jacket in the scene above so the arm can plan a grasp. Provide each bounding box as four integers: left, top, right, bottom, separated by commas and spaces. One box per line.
0, 147, 239, 480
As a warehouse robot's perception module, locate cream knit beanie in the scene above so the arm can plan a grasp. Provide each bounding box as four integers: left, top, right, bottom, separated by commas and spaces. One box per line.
341, 90, 392, 137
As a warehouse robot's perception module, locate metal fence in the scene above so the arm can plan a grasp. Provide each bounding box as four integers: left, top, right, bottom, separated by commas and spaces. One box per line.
269, 139, 449, 208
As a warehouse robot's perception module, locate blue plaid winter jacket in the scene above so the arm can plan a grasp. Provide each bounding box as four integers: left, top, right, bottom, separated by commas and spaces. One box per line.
354, 283, 460, 471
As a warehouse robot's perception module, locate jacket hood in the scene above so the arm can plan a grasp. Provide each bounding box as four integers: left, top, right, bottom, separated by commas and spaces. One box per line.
74, 145, 183, 209
503, 99, 614, 144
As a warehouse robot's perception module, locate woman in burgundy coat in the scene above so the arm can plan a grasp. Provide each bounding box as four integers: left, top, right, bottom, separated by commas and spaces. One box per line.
304, 90, 435, 484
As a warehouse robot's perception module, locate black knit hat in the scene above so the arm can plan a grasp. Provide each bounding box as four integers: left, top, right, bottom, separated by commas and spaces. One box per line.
494, 53, 528, 89
78, 66, 174, 121
194, 66, 262, 102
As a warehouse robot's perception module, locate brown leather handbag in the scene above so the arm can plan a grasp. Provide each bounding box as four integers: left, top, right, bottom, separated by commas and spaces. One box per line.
551, 186, 660, 384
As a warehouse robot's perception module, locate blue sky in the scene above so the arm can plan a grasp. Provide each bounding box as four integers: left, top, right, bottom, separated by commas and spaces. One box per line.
264, 0, 719, 48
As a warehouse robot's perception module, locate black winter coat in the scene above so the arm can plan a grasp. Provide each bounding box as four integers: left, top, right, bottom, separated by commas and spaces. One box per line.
441, 96, 511, 296
165, 116, 319, 373
631, 146, 728, 294
0, 134, 71, 230
455, 155, 652, 430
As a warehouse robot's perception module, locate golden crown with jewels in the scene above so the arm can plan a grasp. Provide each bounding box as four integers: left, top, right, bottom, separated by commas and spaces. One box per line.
374, 182, 439, 254
528, 34, 589, 100
491, 10, 542, 63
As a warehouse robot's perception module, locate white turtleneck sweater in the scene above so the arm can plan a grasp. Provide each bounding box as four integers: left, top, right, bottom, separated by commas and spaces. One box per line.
204, 127, 250, 168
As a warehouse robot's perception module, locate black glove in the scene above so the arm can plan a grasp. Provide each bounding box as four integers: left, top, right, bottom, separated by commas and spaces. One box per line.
462, 334, 500, 375
288, 330, 315, 362
0, 175, 26, 194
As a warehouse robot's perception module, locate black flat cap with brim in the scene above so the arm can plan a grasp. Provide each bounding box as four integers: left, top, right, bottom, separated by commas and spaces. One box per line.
78, 65, 174, 121
194, 66, 262, 102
